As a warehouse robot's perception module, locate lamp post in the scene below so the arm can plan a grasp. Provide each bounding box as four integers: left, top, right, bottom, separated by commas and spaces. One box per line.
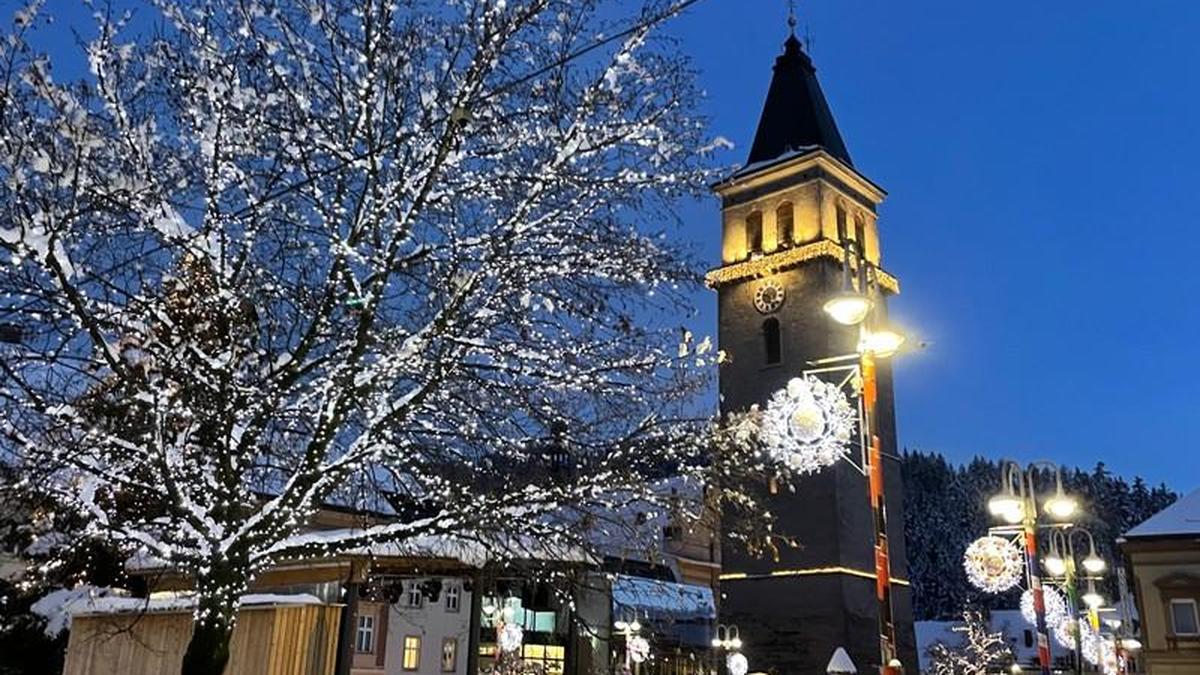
712, 624, 747, 675
1044, 527, 1108, 675
822, 239, 906, 675
988, 461, 1078, 675
615, 615, 646, 675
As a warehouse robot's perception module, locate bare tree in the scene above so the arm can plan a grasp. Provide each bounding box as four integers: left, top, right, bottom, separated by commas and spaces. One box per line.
0, 1, 787, 674
927, 610, 1015, 675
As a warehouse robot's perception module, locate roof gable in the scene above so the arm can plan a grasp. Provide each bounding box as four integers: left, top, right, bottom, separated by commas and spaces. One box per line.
1126, 487, 1200, 538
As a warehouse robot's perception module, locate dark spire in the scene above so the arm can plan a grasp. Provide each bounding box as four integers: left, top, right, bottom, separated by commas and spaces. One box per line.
745, 33, 852, 168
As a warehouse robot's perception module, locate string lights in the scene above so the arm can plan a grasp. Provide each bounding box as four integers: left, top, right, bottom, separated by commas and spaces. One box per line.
963, 535, 1023, 593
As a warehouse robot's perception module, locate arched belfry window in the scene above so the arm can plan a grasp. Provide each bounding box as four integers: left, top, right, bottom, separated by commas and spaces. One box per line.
854, 217, 867, 257
745, 212, 763, 256
762, 318, 781, 365
776, 203, 794, 246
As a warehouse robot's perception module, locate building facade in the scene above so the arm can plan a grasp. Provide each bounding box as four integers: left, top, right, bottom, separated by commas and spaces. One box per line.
712, 31, 917, 674
1122, 487, 1200, 675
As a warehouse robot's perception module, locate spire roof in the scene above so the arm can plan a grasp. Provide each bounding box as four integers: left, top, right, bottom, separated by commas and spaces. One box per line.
744, 34, 852, 168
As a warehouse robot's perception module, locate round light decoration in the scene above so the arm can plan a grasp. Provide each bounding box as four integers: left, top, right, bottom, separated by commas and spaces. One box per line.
627, 635, 650, 664
498, 623, 524, 653
726, 653, 749, 675
963, 535, 1024, 593
760, 377, 856, 475
1020, 587, 1068, 628
753, 281, 785, 314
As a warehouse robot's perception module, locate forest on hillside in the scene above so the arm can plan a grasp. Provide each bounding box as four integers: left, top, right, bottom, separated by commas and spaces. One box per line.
900, 451, 1178, 620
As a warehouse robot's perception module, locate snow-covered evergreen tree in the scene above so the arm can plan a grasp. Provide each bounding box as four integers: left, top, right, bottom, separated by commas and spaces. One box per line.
0, 2, 771, 673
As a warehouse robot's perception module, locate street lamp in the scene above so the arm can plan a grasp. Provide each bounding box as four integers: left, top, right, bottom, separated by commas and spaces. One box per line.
988, 461, 1080, 675
712, 624, 746, 675
1044, 527, 1109, 675
820, 238, 908, 675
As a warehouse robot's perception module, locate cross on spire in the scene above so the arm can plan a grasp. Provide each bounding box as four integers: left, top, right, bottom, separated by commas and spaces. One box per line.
787, 0, 798, 35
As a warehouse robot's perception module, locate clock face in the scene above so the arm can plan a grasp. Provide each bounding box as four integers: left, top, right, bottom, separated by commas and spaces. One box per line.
753, 281, 785, 314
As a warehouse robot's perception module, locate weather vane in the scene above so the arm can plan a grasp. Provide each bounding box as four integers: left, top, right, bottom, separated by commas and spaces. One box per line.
787, 0, 798, 34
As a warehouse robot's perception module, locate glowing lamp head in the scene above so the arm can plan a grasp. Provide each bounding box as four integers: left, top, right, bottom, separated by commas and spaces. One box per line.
1121, 638, 1142, 651
1043, 554, 1068, 577
989, 494, 1024, 523
1082, 554, 1106, 574
730, 637, 743, 650
859, 329, 906, 358
1083, 591, 1105, 609
823, 292, 872, 326
1010, 664, 1023, 674
1044, 494, 1078, 521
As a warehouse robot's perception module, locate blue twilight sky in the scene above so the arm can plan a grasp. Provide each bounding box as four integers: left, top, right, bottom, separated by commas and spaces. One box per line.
669, 0, 1200, 490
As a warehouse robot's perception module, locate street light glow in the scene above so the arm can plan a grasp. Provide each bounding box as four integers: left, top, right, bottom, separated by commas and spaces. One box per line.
1082, 554, 1106, 574
1043, 554, 1067, 577
859, 329, 906, 358
1043, 493, 1078, 520
823, 292, 872, 326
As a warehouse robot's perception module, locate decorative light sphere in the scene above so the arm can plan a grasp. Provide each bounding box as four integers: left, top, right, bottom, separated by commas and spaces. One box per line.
498, 623, 524, 653
964, 535, 1024, 593
726, 652, 749, 675
1020, 587, 1068, 627
628, 635, 650, 664
760, 377, 856, 475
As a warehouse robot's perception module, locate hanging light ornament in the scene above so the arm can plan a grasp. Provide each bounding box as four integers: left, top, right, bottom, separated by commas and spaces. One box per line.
726, 652, 749, 675
628, 635, 650, 664
1020, 587, 1068, 627
498, 622, 524, 654
963, 535, 1024, 593
759, 377, 856, 474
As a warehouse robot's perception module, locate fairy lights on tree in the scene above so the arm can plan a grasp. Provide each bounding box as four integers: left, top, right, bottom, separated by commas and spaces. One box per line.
0, 2, 768, 674
926, 610, 1014, 675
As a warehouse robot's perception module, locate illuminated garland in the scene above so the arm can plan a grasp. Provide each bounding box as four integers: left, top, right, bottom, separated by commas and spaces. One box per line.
1020, 587, 1068, 628
963, 535, 1023, 593
760, 377, 856, 475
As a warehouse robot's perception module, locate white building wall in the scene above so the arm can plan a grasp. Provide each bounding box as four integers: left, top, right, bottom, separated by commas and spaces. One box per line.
383, 577, 474, 675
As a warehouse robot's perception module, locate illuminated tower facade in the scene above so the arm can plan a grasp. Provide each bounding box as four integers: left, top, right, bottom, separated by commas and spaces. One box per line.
711, 33, 917, 674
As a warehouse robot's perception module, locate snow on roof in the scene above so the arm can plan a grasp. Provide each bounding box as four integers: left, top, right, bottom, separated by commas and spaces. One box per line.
1125, 487, 1200, 539
30, 587, 323, 638
611, 574, 714, 621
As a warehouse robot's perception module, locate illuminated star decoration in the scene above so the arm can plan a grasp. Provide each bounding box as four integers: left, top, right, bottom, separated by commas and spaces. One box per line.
759, 376, 856, 474
963, 535, 1024, 593
1020, 586, 1068, 628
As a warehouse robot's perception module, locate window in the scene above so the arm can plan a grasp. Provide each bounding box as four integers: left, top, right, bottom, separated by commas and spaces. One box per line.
442, 638, 458, 672
835, 204, 847, 240
445, 584, 461, 612
745, 212, 763, 255
355, 614, 375, 653
521, 644, 566, 675
776, 203, 794, 245
663, 524, 683, 541
854, 217, 867, 256
1023, 629, 1033, 648
406, 583, 424, 608
403, 636, 422, 670
1171, 599, 1200, 635
762, 318, 781, 365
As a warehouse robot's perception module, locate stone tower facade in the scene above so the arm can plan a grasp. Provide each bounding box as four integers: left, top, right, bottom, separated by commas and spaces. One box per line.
711, 34, 918, 674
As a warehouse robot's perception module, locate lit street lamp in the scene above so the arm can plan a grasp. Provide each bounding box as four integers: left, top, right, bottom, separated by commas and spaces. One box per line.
820, 237, 909, 675
1044, 526, 1109, 675
987, 461, 1079, 675
712, 624, 747, 675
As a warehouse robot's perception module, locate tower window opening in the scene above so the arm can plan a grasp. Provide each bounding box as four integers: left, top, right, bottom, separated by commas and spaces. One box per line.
762, 318, 782, 365
854, 217, 867, 257
776, 203, 794, 246
746, 212, 763, 256
835, 205, 847, 241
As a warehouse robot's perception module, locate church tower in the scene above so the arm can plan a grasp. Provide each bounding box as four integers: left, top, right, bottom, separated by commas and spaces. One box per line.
711, 32, 918, 674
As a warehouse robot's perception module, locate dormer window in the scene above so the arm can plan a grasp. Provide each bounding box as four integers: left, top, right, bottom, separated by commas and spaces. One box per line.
746, 212, 763, 256
776, 203, 794, 246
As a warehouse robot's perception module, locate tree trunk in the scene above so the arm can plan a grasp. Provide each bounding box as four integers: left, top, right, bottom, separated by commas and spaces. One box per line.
180, 559, 245, 675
